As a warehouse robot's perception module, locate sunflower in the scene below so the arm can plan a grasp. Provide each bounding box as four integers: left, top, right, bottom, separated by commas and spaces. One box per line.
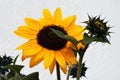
14, 7, 84, 74
84, 15, 111, 43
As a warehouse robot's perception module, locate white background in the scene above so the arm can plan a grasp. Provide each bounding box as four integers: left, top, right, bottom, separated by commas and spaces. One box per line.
0, 0, 120, 80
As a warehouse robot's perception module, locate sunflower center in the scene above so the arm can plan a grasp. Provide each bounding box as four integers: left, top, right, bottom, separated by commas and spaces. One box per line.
37, 25, 67, 50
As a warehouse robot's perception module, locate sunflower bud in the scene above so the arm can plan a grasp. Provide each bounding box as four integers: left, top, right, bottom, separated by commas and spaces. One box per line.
84, 15, 111, 43
0, 55, 13, 75
70, 62, 88, 78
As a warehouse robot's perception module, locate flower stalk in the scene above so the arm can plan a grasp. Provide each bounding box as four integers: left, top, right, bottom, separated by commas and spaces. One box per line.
76, 44, 89, 80
56, 62, 61, 80
66, 67, 71, 80
76, 54, 83, 80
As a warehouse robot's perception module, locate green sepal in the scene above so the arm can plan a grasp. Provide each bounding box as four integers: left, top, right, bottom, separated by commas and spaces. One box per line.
92, 36, 110, 44
81, 33, 110, 44
20, 72, 39, 80
13, 55, 19, 65
5, 65, 24, 74
81, 33, 93, 44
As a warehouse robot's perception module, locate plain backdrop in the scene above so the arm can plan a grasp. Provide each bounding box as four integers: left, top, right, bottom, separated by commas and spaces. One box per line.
0, 0, 120, 80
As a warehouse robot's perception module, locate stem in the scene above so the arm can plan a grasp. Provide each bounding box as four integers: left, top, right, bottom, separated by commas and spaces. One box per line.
76, 44, 89, 80
76, 54, 83, 80
67, 67, 71, 80
56, 62, 61, 80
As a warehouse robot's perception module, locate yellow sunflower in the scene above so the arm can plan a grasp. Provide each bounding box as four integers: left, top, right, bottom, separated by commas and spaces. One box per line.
14, 7, 84, 74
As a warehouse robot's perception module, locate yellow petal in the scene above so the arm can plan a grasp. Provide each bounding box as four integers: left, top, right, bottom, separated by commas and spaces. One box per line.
54, 7, 62, 25
30, 51, 44, 67
49, 59, 56, 74
30, 56, 43, 68
18, 25, 38, 32
68, 25, 84, 40
25, 17, 42, 30
61, 47, 77, 65
22, 54, 27, 61
16, 40, 38, 50
55, 51, 67, 73
66, 41, 84, 50
77, 42, 85, 49
60, 65, 67, 74
39, 18, 52, 26
62, 15, 76, 30
66, 41, 75, 50
22, 46, 42, 58
43, 8, 53, 20
44, 50, 55, 69
61, 52, 72, 67
14, 29, 37, 39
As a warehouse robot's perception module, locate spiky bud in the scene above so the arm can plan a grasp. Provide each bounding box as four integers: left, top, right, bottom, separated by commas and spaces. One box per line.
70, 62, 88, 78
84, 15, 111, 43
0, 55, 13, 75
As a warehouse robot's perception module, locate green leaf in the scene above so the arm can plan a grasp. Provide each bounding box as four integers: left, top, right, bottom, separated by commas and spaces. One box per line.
21, 72, 39, 80
50, 28, 78, 46
64, 35, 78, 46
8, 77, 16, 80
82, 33, 93, 44
50, 28, 65, 38
5, 65, 24, 74
13, 55, 19, 65
7, 71, 15, 79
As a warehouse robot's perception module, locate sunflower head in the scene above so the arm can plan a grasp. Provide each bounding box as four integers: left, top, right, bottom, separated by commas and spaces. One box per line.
14, 7, 84, 74
0, 55, 13, 75
70, 62, 88, 78
37, 25, 67, 50
84, 15, 111, 43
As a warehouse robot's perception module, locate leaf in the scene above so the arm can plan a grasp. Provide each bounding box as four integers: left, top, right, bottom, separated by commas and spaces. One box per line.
50, 28, 78, 46
20, 72, 39, 80
13, 55, 19, 65
50, 28, 65, 38
64, 35, 78, 46
7, 71, 15, 79
5, 65, 24, 74
82, 33, 93, 44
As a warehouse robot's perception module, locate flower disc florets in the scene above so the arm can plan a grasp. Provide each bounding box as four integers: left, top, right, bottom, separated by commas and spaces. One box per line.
37, 25, 67, 50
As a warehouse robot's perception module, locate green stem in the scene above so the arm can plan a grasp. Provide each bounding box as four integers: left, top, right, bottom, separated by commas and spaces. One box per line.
76, 44, 89, 80
56, 62, 61, 80
76, 54, 83, 80
67, 67, 71, 80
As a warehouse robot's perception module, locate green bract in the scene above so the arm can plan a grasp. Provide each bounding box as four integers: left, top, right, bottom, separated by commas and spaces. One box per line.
84, 15, 111, 44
